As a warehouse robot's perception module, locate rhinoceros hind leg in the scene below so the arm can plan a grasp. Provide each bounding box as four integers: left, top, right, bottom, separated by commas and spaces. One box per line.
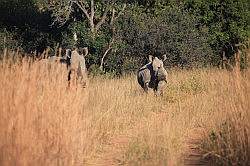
143, 82, 150, 93
155, 81, 165, 96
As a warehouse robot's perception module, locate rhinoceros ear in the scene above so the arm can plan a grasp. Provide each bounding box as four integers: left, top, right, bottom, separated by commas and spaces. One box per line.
78, 47, 88, 57
83, 47, 88, 57
148, 55, 154, 62
162, 54, 167, 62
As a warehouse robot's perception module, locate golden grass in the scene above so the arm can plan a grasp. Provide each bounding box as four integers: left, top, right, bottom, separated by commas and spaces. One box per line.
0, 54, 249, 165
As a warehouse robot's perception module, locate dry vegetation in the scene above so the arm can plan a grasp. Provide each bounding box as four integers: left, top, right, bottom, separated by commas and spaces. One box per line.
0, 53, 249, 166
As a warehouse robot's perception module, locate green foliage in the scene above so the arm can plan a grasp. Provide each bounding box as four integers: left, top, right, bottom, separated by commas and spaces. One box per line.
116, 5, 213, 70
0, 0, 60, 53
88, 64, 105, 76
65, 21, 113, 65
0, 0, 249, 74
0, 29, 19, 50
183, 0, 250, 57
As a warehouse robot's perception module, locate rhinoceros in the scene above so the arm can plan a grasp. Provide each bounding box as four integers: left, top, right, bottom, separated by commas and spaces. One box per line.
67, 47, 88, 88
137, 55, 168, 95
40, 47, 88, 88
43, 48, 71, 65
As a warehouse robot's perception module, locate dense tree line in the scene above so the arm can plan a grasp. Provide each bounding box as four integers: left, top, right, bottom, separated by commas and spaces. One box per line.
0, 0, 249, 74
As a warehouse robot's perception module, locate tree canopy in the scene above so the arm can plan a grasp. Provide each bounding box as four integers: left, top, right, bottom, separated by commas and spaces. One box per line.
0, 0, 249, 74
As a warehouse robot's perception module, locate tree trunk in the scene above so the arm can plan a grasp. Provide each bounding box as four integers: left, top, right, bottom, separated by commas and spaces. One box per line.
234, 49, 240, 72
54, 43, 59, 57
98, 4, 126, 71
222, 51, 227, 69
99, 46, 112, 71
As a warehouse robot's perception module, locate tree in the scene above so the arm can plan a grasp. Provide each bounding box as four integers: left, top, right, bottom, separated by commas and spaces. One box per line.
116, 5, 213, 69
47, 0, 127, 70
0, 0, 59, 53
183, 0, 250, 66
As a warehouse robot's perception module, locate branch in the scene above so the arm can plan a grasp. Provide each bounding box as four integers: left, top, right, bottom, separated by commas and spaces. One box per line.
95, 3, 111, 31
110, 8, 116, 25
99, 40, 113, 70
110, 3, 126, 26
115, 3, 126, 21
51, 1, 74, 27
90, 0, 94, 21
99, 3, 127, 70
73, 0, 90, 20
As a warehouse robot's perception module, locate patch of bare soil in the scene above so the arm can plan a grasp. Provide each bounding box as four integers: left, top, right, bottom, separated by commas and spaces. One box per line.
183, 128, 213, 166
85, 112, 214, 166
86, 135, 132, 166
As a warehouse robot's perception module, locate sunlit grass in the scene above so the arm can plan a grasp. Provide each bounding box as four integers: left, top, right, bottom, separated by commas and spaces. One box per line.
0, 52, 249, 165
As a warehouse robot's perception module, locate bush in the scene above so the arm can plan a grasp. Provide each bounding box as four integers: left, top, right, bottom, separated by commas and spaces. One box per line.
115, 5, 213, 72
0, 29, 19, 51
0, 0, 59, 53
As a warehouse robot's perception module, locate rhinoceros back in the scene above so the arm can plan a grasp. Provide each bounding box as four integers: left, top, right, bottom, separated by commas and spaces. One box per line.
137, 63, 154, 87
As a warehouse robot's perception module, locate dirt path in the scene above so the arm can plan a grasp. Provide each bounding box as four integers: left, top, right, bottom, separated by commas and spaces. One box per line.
85, 108, 213, 165
86, 122, 214, 166
183, 128, 213, 166
86, 134, 131, 165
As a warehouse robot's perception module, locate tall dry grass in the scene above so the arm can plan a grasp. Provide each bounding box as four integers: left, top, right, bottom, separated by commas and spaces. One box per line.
0, 55, 89, 165
0, 52, 249, 165
201, 66, 250, 164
